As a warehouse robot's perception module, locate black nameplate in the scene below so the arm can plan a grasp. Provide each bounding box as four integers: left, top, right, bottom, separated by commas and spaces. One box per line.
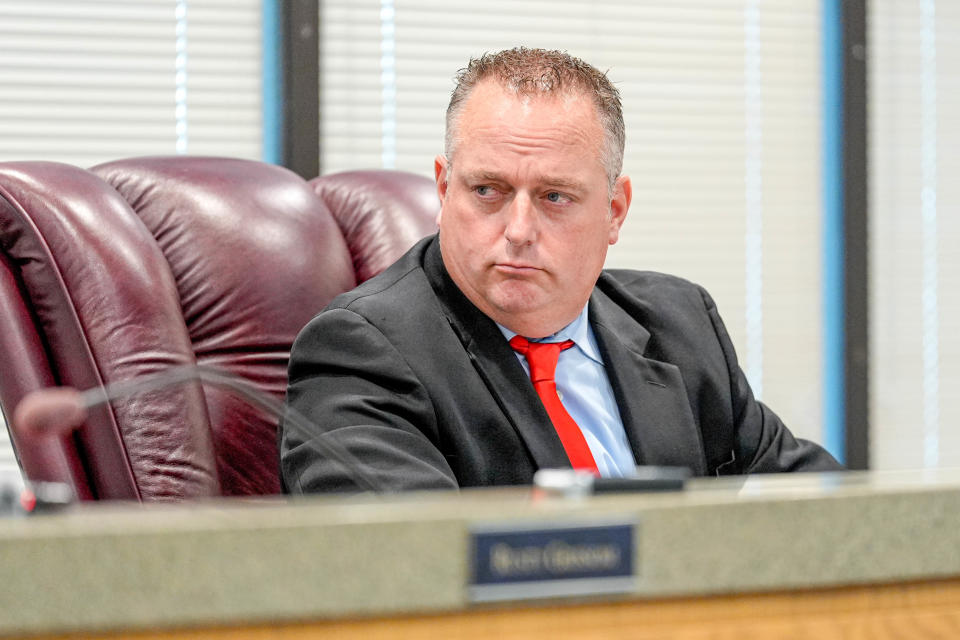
469, 521, 636, 602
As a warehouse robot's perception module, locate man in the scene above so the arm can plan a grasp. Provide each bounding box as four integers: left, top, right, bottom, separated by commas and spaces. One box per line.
281, 48, 841, 493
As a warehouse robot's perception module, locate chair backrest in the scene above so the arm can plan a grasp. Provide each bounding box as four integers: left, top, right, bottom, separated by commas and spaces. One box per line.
0, 157, 438, 501
310, 169, 440, 283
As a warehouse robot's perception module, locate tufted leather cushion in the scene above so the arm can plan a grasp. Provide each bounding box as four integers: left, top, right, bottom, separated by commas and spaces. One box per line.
0, 158, 356, 499
1, 158, 435, 501
0, 161, 220, 499
90, 157, 357, 497
311, 170, 439, 284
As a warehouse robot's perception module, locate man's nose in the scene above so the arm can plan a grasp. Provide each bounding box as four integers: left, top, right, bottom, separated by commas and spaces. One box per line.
504, 193, 537, 246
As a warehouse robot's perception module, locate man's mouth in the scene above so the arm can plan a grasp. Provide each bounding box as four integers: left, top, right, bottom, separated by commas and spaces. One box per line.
495, 263, 541, 273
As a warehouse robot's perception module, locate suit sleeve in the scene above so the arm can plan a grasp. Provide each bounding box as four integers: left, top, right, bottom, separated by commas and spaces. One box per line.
280, 307, 459, 493
698, 287, 844, 474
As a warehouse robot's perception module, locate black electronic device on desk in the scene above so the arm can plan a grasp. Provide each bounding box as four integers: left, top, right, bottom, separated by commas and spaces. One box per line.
533, 466, 690, 498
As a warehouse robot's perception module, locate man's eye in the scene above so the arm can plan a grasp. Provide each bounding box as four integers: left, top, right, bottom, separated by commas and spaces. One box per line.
546, 191, 569, 204
475, 185, 493, 196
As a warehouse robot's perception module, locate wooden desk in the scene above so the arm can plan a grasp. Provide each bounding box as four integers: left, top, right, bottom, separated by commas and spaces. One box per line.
4, 470, 960, 639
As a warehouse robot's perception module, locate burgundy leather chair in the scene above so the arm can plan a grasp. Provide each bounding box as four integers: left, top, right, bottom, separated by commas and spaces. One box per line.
0, 157, 437, 501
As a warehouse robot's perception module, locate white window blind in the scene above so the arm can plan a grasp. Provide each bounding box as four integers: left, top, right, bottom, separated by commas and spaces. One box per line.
185, 0, 262, 157
0, 0, 263, 475
0, 0, 262, 166
870, 1, 960, 469
321, 0, 825, 445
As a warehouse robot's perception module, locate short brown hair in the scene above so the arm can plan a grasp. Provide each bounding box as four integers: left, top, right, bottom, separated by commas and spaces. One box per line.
444, 47, 625, 189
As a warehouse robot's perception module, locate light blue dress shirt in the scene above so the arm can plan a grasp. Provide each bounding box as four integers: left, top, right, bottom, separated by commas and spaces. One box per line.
498, 305, 637, 477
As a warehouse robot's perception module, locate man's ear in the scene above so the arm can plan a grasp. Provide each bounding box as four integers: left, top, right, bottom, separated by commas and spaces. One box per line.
608, 175, 632, 245
434, 155, 449, 225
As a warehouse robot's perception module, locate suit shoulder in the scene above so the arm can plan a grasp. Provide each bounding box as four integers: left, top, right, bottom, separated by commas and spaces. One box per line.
326, 238, 432, 313
599, 269, 709, 310
603, 268, 699, 289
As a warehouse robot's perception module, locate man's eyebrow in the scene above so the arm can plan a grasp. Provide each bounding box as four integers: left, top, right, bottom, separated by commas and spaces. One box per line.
459, 171, 587, 192
539, 176, 588, 192
460, 171, 505, 183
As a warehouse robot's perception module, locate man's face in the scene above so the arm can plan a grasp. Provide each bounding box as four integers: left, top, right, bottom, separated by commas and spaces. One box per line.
435, 79, 631, 338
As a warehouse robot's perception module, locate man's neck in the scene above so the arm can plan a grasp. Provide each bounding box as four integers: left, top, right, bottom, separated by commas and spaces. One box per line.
497, 304, 590, 343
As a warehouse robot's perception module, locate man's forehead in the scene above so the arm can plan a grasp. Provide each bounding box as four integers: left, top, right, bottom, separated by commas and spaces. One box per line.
456, 82, 604, 148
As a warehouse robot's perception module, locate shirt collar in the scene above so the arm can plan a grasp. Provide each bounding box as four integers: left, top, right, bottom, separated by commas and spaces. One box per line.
496, 304, 604, 365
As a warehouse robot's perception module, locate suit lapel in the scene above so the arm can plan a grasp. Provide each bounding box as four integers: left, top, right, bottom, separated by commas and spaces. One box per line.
589, 288, 708, 474
422, 237, 706, 475
422, 239, 571, 470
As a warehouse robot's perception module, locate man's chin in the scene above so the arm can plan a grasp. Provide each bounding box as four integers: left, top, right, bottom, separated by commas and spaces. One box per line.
483, 290, 551, 328
487, 283, 545, 312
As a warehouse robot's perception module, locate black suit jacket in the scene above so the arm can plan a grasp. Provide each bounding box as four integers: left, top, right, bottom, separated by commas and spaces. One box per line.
281, 235, 841, 492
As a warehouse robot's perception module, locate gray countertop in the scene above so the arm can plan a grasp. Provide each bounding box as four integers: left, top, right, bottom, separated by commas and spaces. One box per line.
2, 469, 959, 636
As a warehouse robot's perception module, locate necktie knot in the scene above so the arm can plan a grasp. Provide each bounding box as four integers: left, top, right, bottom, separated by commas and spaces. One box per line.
509, 336, 574, 384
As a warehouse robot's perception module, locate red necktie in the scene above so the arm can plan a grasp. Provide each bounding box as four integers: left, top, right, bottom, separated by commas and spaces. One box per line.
509, 336, 599, 473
